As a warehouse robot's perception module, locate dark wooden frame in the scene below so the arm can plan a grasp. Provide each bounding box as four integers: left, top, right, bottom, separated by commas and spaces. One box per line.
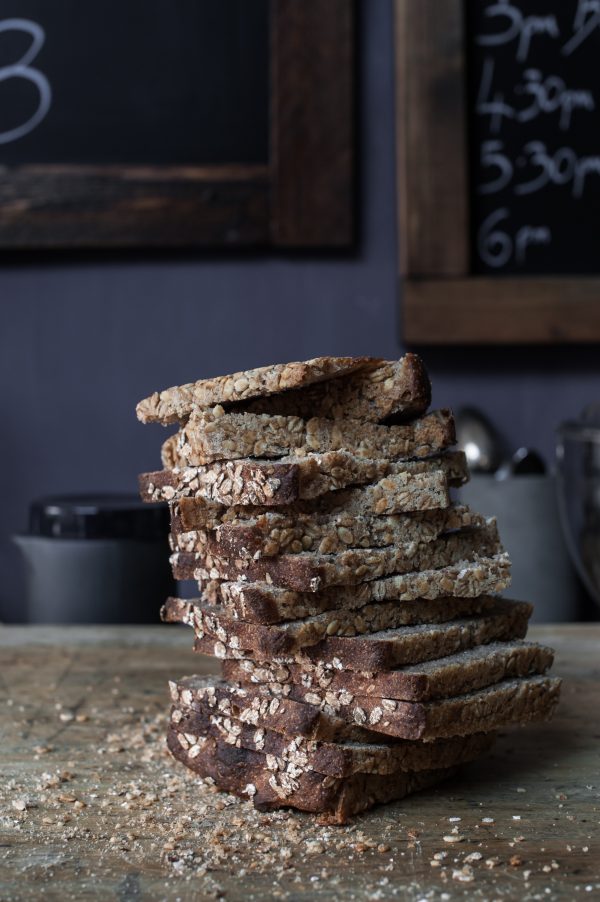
395, 0, 600, 344
0, 0, 354, 250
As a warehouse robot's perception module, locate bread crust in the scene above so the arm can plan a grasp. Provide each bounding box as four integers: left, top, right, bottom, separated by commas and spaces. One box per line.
204, 554, 511, 623
167, 599, 533, 671
170, 521, 503, 591
222, 640, 555, 702
167, 726, 455, 823
169, 703, 496, 777
137, 356, 375, 425
166, 408, 455, 468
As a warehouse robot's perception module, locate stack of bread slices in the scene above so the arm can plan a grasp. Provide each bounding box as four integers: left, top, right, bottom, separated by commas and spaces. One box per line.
137, 355, 560, 824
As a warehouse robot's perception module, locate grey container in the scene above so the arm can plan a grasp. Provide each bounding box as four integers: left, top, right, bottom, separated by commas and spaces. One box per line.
13, 494, 175, 624
459, 474, 580, 622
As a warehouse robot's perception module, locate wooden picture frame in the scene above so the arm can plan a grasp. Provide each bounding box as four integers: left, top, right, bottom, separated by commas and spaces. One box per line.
395, 0, 600, 344
0, 0, 354, 250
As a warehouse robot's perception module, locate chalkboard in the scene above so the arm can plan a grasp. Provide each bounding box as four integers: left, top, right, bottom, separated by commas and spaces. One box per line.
0, 0, 355, 249
467, 0, 600, 275
396, 0, 600, 344
0, 0, 269, 166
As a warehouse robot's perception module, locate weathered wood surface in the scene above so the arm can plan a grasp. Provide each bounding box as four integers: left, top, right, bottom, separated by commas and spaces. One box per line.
271, 0, 355, 247
395, 0, 469, 277
0, 624, 597, 900
403, 277, 600, 345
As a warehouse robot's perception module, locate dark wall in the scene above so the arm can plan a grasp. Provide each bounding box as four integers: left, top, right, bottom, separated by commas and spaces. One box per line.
1, 0, 600, 621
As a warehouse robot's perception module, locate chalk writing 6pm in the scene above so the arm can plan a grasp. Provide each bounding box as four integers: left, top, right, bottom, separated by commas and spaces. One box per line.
474, 0, 600, 269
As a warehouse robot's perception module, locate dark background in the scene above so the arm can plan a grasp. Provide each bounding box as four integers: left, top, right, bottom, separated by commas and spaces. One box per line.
1, 0, 600, 621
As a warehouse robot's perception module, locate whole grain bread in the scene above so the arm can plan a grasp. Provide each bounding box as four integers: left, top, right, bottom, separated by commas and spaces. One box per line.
166, 408, 455, 468
136, 357, 375, 425
169, 503, 487, 558
170, 703, 496, 777
168, 451, 469, 527
161, 594, 496, 652
171, 521, 502, 590
167, 726, 456, 823
224, 669, 560, 740
242, 356, 432, 423
189, 599, 532, 671
203, 554, 511, 623
169, 676, 380, 742
222, 640, 555, 702
140, 451, 389, 507
169, 672, 560, 742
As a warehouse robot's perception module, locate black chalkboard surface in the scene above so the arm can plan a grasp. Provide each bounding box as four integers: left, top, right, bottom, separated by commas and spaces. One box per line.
0, 0, 269, 166
467, 0, 600, 274
0, 0, 355, 250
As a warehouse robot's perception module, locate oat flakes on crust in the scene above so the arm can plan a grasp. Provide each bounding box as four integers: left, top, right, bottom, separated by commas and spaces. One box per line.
168, 408, 455, 467
170, 520, 503, 591
223, 640, 555, 703
244, 355, 432, 423
170, 702, 496, 776
136, 356, 376, 425
204, 554, 511, 624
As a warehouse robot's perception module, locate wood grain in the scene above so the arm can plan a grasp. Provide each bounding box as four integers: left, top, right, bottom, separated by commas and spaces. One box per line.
395, 0, 469, 276
0, 624, 597, 899
271, 0, 355, 246
0, 165, 269, 248
403, 277, 600, 344
0, 1, 355, 250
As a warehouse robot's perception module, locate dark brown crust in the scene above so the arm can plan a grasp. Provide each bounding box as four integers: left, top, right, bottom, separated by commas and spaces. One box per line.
169, 675, 381, 742
161, 595, 497, 656
185, 600, 533, 671
201, 554, 510, 624
221, 671, 561, 740
170, 672, 560, 742
221, 641, 555, 702
171, 522, 502, 590
167, 727, 457, 823
169, 704, 496, 777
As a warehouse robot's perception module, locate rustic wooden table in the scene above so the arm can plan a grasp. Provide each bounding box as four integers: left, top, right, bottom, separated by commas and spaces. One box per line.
0, 624, 597, 901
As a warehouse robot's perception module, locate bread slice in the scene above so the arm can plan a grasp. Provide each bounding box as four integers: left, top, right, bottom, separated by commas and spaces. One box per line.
169, 672, 560, 742
189, 600, 532, 671
167, 727, 456, 823
165, 408, 455, 468
140, 451, 390, 507
170, 703, 496, 777
171, 521, 502, 590
243, 356, 432, 423
168, 451, 469, 527
203, 555, 511, 623
224, 668, 560, 740
136, 357, 375, 425
168, 675, 379, 742
222, 640, 555, 702
161, 594, 496, 652
170, 503, 486, 558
